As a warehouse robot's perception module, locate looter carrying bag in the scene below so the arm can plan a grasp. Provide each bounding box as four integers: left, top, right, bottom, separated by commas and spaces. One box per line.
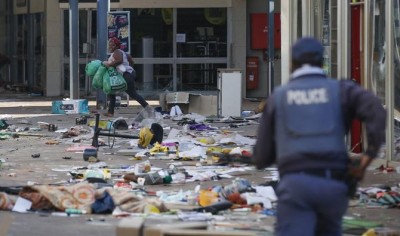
85, 60, 102, 76
91, 65, 107, 89
102, 67, 127, 94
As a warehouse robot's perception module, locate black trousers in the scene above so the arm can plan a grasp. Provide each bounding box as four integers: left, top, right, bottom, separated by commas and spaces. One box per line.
107, 71, 148, 114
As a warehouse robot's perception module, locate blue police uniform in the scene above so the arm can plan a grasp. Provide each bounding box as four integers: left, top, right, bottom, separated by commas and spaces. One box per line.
253, 38, 386, 236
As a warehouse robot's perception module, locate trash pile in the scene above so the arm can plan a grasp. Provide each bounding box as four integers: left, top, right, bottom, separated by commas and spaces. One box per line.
0, 104, 281, 234
356, 185, 400, 208
1, 102, 400, 235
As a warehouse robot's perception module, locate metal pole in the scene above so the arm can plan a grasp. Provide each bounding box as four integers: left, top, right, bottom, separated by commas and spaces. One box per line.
27, 1, 34, 91
301, 0, 312, 36
96, 0, 109, 109
268, 0, 275, 95
363, 0, 371, 87
338, 0, 350, 79
69, 0, 79, 99
10, 8, 17, 85
172, 8, 177, 91
385, 0, 394, 162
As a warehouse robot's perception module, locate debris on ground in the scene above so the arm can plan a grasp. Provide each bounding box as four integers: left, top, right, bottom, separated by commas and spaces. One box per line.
0, 104, 399, 235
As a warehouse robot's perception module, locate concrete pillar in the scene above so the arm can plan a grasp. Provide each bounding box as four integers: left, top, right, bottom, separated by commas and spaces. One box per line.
301, 0, 313, 36
142, 37, 154, 90
69, 0, 79, 99
337, 0, 350, 79
96, 0, 109, 108
45, 0, 62, 96
281, 0, 298, 84
385, 0, 394, 162
231, 0, 247, 98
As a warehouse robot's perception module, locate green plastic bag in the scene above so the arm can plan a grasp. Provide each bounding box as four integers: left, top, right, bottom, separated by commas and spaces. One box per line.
102, 67, 127, 94
85, 60, 102, 76
92, 65, 106, 89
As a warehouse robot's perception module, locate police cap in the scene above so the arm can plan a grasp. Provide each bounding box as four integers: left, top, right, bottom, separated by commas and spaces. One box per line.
292, 37, 324, 65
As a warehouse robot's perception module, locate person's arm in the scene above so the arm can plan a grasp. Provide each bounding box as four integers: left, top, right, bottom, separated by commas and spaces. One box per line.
348, 154, 374, 181
103, 50, 123, 68
343, 80, 386, 180
127, 54, 135, 67
252, 96, 276, 169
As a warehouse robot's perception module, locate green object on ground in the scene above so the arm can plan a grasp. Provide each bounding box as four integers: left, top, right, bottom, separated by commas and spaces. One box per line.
342, 218, 384, 235
0, 119, 8, 130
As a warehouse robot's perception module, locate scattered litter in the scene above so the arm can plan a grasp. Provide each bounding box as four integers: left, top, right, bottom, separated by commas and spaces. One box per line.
1, 102, 398, 235
45, 140, 60, 145
12, 197, 32, 213
31, 153, 40, 158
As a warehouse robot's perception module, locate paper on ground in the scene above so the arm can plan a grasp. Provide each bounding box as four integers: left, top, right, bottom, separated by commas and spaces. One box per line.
255, 186, 278, 202
12, 197, 32, 213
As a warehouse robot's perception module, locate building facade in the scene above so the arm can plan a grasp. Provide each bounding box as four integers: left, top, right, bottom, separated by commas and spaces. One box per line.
0, 0, 397, 159
1, 1, 397, 103
281, 0, 398, 160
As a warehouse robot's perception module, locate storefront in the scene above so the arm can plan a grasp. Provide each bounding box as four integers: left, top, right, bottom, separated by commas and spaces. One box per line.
58, 0, 246, 97
1, 0, 398, 161
0, 0, 246, 97
281, 0, 398, 160
0, 0, 46, 92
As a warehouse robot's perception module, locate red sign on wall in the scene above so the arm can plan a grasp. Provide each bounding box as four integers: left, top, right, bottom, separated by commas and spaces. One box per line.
250, 13, 281, 50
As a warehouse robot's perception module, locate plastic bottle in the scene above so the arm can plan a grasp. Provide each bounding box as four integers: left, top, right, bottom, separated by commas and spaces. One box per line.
65, 208, 87, 215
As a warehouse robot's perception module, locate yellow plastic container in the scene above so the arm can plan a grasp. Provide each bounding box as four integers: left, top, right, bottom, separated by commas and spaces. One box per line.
198, 190, 218, 207
88, 120, 112, 130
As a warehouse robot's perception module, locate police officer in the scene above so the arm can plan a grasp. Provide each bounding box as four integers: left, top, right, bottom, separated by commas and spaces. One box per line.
253, 37, 386, 236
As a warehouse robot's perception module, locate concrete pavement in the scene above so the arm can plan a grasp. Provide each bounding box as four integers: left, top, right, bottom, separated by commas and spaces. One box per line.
0, 94, 400, 235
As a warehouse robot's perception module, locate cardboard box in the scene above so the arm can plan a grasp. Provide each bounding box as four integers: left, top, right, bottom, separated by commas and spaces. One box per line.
144, 222, 208, 236
116, 217, 145, 236
117, 217, 261, 236
160, 92, 217, 116
52, 99, 89, 114
0, 214, 13, 236
154, 229, 257, 236
165, 92, 190, 104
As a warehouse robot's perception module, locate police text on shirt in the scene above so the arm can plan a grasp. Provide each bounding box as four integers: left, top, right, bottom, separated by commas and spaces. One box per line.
287, 88, 328, 105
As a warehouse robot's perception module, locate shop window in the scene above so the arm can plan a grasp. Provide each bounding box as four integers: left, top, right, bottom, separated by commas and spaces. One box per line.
177, 8, 227, 58
125, 8, 173, 58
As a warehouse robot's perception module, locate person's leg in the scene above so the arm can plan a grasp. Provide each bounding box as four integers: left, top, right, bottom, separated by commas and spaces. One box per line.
275, 174, 317, 236
314, 178, 348, 236
123, 72, 148, 108
107, 94, 116, 115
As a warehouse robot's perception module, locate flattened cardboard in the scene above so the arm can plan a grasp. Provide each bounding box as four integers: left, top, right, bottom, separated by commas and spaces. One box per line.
116, 217, 144, 236
158, 229, 258, 236
160, 92, 217, 116
0, 214, 13, 236
144, 222, 208, 236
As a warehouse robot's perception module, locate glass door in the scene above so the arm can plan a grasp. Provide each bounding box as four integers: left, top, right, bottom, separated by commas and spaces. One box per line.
16, 14, 27, 85
62, 9, 97, 95
13, 12, 45, 92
